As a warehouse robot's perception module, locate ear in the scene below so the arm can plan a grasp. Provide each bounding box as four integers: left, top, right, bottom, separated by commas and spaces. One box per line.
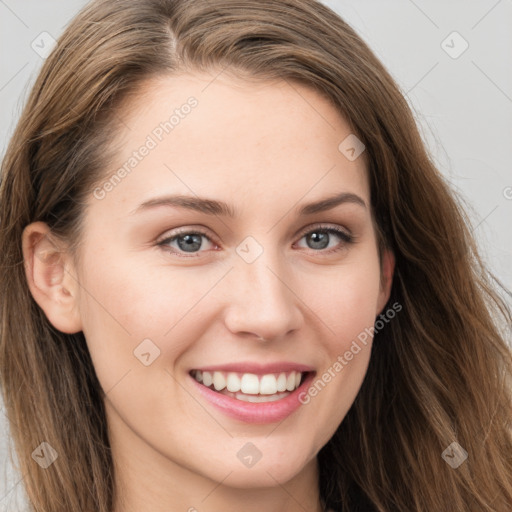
376, 247, 395, 315
22, 221, 82, 334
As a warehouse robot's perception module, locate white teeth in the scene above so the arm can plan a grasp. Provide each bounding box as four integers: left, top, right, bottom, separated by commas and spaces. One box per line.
260, 374, 277, 395
202, 371, 213, 387
276, 373, 287, 392
193, 370, 305, 395
241, 374, 260, 394
226, 372, 241, 392
235, 391, 289, 402
212, 371, 226, 391
286, 373, 296, 391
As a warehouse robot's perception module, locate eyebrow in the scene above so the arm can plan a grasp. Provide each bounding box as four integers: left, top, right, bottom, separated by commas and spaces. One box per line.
130, 191, 367, 217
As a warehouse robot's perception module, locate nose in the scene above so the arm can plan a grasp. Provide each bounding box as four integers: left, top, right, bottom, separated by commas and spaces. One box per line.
222, 246, 303, 342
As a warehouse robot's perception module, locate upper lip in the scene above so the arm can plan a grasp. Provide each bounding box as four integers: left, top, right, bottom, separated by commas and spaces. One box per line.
191, 361, 315, 375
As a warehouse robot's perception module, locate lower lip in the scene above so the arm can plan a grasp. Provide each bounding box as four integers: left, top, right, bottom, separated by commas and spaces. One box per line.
190, 372, 316, 424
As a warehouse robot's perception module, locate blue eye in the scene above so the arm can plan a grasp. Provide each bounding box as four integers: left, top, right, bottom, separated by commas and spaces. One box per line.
296, 226, 354, 252
157, 225, 354, 257
157, 230, 215, 256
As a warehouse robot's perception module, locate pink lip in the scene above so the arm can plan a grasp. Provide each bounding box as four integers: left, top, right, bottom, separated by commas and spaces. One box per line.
190, 371, 316, 424
191, 361, 315, 375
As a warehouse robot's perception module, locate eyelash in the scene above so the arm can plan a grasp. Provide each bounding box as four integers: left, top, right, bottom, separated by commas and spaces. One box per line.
156, 224, 355, 258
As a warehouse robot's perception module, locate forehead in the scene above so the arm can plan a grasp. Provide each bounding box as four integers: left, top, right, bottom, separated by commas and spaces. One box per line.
89, 71, 369, 219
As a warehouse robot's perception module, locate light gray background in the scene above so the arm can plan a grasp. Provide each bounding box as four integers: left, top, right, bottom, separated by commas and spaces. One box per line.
1, 1, 511, 510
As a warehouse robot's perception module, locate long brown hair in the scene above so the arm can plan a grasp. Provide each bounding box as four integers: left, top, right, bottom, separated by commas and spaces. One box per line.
1, 1, 511, 510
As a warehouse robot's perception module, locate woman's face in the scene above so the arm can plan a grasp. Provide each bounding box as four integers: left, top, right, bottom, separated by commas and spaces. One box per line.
26, 71, 394, 501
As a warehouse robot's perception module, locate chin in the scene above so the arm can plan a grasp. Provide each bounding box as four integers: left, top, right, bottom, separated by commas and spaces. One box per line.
204, 450, 314, 489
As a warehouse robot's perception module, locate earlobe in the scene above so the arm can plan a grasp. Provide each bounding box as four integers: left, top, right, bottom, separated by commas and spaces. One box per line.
377, 247, 395, 315
22, 221, 82, 334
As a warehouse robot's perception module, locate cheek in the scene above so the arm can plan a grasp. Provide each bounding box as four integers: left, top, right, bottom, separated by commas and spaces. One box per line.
75, 246, 224, 382
299, 251, 381, 400
306, 253, 383, 347
296, 262, 382, 439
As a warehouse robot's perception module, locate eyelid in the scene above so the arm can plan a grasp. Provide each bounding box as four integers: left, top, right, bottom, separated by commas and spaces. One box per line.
295, 222, 352, 240
155, 225, 218, 246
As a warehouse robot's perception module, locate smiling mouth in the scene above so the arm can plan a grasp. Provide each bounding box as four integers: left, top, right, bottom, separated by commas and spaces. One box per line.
190, 369, 309, 403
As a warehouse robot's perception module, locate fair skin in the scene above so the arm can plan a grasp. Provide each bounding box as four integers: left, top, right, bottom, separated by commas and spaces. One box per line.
22, 71, 394, 512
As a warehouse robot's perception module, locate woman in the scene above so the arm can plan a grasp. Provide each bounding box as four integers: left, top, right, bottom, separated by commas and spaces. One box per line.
1, 0, 511, 511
